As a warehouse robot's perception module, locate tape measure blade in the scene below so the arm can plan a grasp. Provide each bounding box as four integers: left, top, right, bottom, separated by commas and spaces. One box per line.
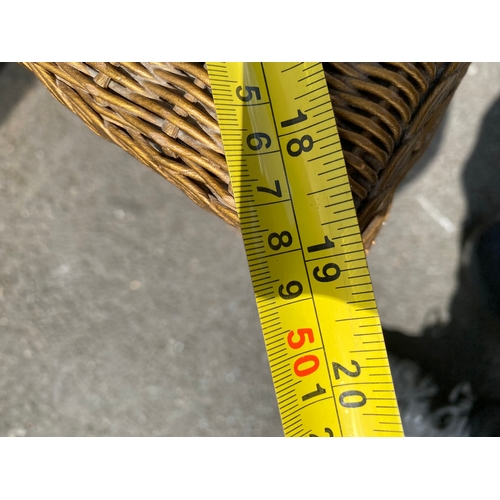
207, 62, 404, 437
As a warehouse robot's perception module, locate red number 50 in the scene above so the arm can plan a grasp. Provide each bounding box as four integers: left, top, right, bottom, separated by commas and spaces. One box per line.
287, 328, 320, 377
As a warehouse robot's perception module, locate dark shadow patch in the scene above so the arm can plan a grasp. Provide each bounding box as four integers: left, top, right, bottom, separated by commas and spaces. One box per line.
0, 63, 38, 126
384, 96, 500, 436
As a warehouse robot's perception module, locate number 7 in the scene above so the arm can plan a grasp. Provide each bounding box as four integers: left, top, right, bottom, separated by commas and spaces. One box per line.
256, 180, 282, 198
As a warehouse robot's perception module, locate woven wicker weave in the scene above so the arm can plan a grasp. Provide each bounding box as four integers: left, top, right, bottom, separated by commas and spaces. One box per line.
22, 62, 470, 249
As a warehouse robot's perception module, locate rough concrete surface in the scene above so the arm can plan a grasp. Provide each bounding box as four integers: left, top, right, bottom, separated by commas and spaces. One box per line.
0, 63, 499, 436
368, 62, 500, 334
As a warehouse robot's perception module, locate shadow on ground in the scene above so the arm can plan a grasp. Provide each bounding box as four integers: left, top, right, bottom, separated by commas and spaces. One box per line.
398, 109, 449, 189
0, 63, 37, 126
385, 95, 500, 436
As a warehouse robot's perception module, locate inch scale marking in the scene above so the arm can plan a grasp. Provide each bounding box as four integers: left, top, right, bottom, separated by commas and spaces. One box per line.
207, 62, 404, 437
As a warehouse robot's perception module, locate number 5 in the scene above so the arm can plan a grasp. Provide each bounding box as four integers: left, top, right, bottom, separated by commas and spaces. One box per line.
287, 328, 314, 349
236, 86, 261, 102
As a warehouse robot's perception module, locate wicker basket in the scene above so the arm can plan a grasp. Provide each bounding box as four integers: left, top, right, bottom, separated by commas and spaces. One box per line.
22, 62, 470, 249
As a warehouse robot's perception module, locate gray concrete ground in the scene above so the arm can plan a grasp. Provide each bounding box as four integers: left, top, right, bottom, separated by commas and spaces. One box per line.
369, 62, 500, 332
0, 63, 499, 436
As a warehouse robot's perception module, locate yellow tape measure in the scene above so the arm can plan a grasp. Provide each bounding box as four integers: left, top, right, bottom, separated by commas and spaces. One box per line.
207, 62, 404, 437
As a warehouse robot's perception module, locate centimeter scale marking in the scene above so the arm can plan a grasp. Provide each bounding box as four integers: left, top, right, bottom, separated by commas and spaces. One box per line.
207, 62, 404, 437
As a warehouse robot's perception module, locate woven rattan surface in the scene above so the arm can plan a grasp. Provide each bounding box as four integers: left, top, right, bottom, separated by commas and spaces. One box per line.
22, 62, 470, 249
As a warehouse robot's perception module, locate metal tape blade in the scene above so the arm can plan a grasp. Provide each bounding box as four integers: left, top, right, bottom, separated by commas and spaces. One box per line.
207, 62, 404, 437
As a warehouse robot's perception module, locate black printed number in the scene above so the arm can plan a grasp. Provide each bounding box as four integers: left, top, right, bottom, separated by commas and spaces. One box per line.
313, 263, 341, 282
281, 109, 307, 128
268, 231, 292, 251
246, 132, 271, 151
302, 383, 326, 402
332, 360, 361, 380
339, 390, 366, 409
256, 180, 282, 198
235, 86, 261, 102
278, 281, 303, 300
333, 358, 365, 409
307, 235, 335, 253
287, 135, 313, 157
